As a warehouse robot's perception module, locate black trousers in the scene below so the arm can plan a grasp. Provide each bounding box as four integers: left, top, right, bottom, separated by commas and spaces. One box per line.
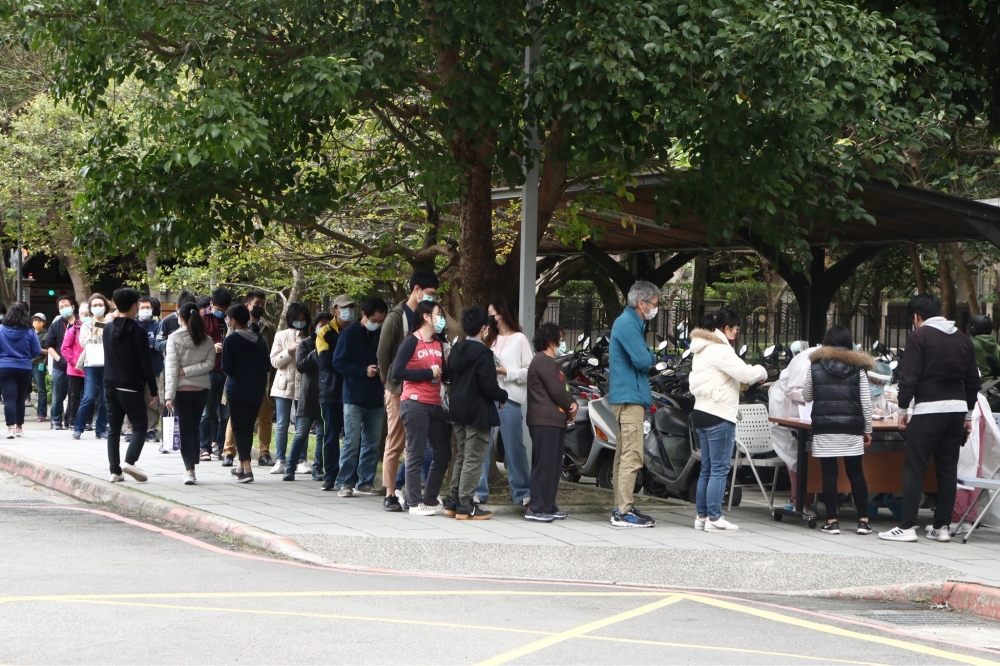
66, 375, 84, 427
174, 390, 208, 470
528, 425, 565, 515
0, 368, 32, 426
901, 412, 966, 529
820, 455, 869, 521
106, 386, 149, 475
400, 400, 452, 507
229, 400, 262, 462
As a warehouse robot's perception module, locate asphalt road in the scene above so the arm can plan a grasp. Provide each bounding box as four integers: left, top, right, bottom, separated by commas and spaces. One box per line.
1, 471, 998, 666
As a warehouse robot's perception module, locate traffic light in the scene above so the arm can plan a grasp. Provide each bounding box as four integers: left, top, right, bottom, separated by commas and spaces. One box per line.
47, 289, 55, 296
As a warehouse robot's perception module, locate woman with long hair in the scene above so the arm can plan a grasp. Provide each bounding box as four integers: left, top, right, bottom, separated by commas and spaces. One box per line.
0, 302, 41, 437
223, 304, 271, 483
688, 308, 767, 533
60, 302, 88, 429
475, 298, 534, 504
164, 302, 217, 485
391, 300, 452, 515
269, 302, 311, 474
73, 293, 110, 439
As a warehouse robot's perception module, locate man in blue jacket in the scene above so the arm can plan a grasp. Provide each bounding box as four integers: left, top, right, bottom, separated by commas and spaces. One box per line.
608, 280, 659, 528
333, 297, 389, 497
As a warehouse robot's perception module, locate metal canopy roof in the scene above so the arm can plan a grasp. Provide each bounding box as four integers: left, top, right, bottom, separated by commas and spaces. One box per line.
491, 176, 1000, 255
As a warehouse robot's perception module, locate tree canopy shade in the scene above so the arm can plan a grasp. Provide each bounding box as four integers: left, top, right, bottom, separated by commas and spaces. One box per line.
3, 0, 971, 306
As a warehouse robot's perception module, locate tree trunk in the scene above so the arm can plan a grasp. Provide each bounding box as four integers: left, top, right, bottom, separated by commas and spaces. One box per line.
458, 161, 497, 308
936, 244, 955, 320
276, 266, 305, 332
905, 245, 928, 295
950, 243, 979, 316
592, 270, 623, 324
56, 248, 91, 304
145, 251, 159, 300
690, 253, 708, 325
0, 248, 14, 306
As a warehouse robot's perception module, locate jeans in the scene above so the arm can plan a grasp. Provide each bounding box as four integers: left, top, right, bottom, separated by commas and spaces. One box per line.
32, 367, 47, 419
336, 403, 384, 489
75, 366, 107, 436
396, 441, 433, 489
695, 420, 737, 521
400, 400, 452, 507
321, 402, 344, 483
229, 399, 263, 462
0, 368, 32, 426
199, 371, 227, 451
273, 396, 293, 461
105, 386, 148, 475
900, 412, 965, 530
287, 414, 321, 470
450, 424, 492, 507
476, 400, 530, 503
528, 425, 565, 515
174, 390, 208, 470
50, 366, 68, 426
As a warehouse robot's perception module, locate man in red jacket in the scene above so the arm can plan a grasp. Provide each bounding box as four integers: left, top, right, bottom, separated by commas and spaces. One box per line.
199, 287, 232, 460
879, 294, 981, 543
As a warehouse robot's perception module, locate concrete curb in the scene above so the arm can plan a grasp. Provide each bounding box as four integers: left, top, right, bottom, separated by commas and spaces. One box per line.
0, 447, 332, 568
817, 580, 1000, 621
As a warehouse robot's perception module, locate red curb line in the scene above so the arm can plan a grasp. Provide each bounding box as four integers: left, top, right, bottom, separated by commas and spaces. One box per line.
0, 446, 330, 567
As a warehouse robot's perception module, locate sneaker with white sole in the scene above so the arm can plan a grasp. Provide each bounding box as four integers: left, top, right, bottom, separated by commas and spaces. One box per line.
878, 526, 917, 542
183, 472, 196, 486
408, 503, 440, 516
694, 516, 706, 530
269, 461, 286, 475
704, 517, 740, 533
109, 473, 124, 483
5, 429, 13, 440
925, 526, 951, 542
354, 484, 379, 496
820, 521, 841, 535
338, 486, 354, 498
121, 463, 148, 482
857, 521, 872, 535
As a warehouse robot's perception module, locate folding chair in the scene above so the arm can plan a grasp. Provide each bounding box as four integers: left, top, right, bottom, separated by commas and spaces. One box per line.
728, 403, 786, 513
954, 461, 1000, 543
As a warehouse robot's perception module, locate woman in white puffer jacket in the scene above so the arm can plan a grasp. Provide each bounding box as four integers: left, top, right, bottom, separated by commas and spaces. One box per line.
688, 308, 767, 533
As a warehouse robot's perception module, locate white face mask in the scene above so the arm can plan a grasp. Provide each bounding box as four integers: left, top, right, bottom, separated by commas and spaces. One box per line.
91, 306, 106, 317
557, 341, 567, 355
641, 302, 658, 321
364, 320, 381, 332
138, 309, 153, 321
340, 308, 355, 323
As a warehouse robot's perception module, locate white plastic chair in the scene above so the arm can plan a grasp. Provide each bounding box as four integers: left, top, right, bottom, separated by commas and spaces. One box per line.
954, 459, 1000, 544
728, 403, 786, 512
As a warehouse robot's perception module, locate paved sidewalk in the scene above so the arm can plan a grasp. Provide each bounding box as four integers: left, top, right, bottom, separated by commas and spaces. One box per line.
5, 422, 1000, 591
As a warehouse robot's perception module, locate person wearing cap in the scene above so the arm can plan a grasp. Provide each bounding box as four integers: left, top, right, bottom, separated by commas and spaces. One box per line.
969, 315, 1000, 379
310, 294, 354, 488
31, 313, 48, 422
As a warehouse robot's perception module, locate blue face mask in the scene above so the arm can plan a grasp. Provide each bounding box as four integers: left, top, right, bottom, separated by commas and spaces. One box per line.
213, 309, 225, 319
340, 308, 355, 323
557, 341, 567, 355
870, 383, 885, 399
292, 320, 307, 330
433, 315, 446, 334
81, 316, 92, 324
422, 292, 436, 303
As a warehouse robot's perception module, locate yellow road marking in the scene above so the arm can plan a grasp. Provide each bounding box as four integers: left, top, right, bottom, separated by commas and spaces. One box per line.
474, 594, 684, 666
0, 590, 669, 603
685, 594, 999, 666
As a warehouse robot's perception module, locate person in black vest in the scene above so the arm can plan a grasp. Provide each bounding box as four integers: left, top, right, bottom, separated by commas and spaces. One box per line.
802, 325, 874, 536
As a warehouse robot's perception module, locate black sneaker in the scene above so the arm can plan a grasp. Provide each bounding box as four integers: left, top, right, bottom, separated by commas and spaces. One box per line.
234, 469, 254, 484
820, 521, 841, 535
383, 495, 402, 512
257, 454, 275, 467
443, 496, 458, 517
857, 521, 872, 535
146, 430, 159, 442
457, 504, 492, 521
632, 507, 654, 522
221, 454, 235, 467
282, 470, 296, 481
321, 479, 336, 491
230, 467, 243, 477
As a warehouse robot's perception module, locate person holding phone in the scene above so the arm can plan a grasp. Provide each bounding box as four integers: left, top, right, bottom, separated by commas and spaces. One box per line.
73, 293, 110, 440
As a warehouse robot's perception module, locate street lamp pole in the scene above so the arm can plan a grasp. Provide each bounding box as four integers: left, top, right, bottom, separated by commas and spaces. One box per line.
517, 0, 541, 335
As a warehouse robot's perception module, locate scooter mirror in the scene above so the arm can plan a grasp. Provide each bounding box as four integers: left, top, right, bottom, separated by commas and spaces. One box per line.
582, 336, 590, 348
655, 361, 667, 371
889, 360, 898, 370
764, 345, 775, 357
577, 333, 585, 342
658, 340, 669, 351
682, 349, 692, 360
739, 345, 748, 357
588, 357, 599, 367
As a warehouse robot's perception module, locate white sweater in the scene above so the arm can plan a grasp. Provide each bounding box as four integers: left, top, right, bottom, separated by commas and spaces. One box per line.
688, 328, 767, 423
491, 332, 534, 405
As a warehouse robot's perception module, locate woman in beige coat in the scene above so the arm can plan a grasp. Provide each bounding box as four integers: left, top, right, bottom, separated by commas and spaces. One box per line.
269, 302, 311, 474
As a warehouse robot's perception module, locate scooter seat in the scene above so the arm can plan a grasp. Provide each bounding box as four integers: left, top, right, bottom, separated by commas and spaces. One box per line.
654, 408, 689, 437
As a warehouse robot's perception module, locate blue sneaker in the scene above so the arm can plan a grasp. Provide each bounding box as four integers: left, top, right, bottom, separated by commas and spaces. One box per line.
611, 508, 655, 528
524, 509, 554, 523
551, 511, 567, 520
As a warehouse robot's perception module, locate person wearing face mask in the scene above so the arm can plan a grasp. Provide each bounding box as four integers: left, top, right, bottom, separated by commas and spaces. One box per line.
377, 269, 440, 510
60, 302, 88, 429
283, 313, 332, 481
688, 308, 767, 533
607, 280, 662, 528
391, 300, 452, 515
332, 297, 389, 495
45, 297, 77, 430
198, 287, 233, 461
311, 296, 352, 488
128, 296, 163, 444
30, 313, 48, 422
268, 302, 311, 474
0, 303, 42, 438
220, 290, 276, 467
73, 294, 111, 440
221, 304, 271, 483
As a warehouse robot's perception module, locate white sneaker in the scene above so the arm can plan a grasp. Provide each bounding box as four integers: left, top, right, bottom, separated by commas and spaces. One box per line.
269, 461, 286, 475
395, 488, 406, 505
878, 526, 918, 542
5, 428, 13, 439
521, 497, 531, 507
925, 527, 951, 542
297, 461, 311, 475
704, 517, 739, 532
694, 516, 706, 531
109, 473, 124, 483
191, 469, 197, 483
121, 463, 148, 482
183, 472, 196, 486
338, 486, 354, 498
409, 503, 440, 516
14, 426, 22, 437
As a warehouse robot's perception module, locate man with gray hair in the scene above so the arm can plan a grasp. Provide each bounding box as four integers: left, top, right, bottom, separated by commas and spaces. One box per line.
608, 280, 660, 527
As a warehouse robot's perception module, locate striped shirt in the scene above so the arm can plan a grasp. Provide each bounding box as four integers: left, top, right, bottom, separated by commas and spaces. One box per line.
803, 370, 872, 458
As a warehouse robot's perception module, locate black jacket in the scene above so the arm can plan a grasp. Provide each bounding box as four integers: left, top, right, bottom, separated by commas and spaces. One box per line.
447, 338, 507, 428
316, 322, 343, 405
45, 317, 72, 371
333, 322, 383, 409
897, 321, 981, 411
809, 347, 872, 436
295, 335, 322, 419
221, 329, 270, 403
102, 317, 158, 395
